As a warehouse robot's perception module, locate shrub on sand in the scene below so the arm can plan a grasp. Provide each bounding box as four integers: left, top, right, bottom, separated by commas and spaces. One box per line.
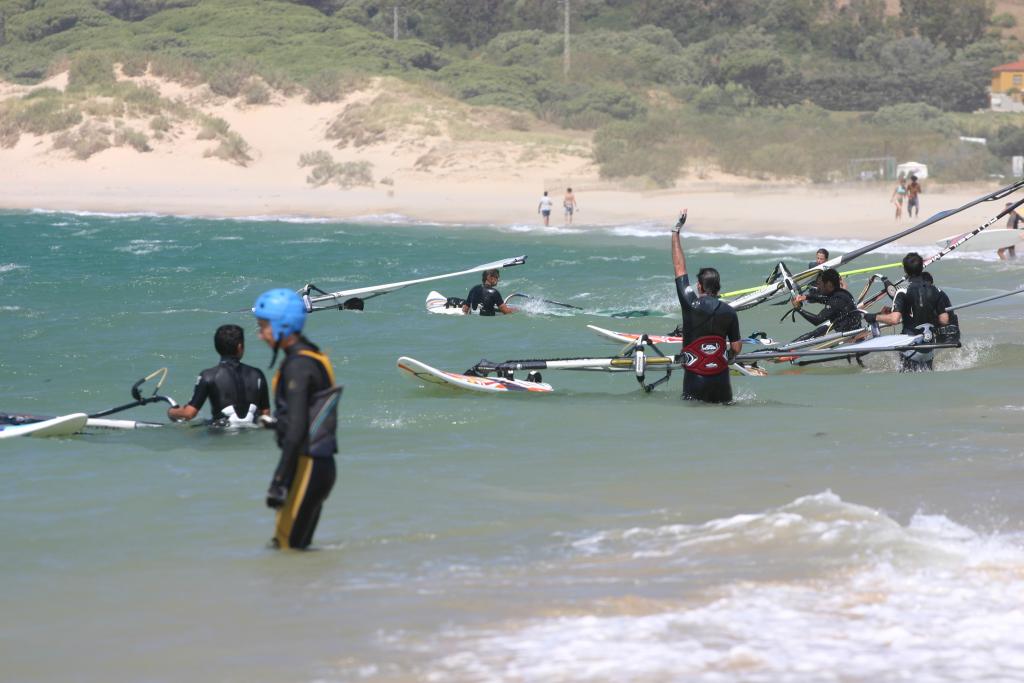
298, 150, 374, 188
241, 80, 271, 105
204, 131, 252, 166
53, 121, 112, 159
114, 125, 151, 152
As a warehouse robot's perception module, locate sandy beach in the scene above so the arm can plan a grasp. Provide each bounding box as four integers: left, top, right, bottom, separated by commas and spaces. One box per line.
0, 72, 1003, 243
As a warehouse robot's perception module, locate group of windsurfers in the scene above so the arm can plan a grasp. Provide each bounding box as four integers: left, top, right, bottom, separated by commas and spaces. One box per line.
669, 211, 959, 403
162, 208, 963, 548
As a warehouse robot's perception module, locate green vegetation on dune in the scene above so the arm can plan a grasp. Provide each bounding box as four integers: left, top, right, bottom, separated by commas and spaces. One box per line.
1, 0, 1023, 183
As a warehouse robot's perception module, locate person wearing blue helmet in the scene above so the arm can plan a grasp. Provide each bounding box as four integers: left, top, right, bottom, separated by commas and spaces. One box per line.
253, 288, 342, 550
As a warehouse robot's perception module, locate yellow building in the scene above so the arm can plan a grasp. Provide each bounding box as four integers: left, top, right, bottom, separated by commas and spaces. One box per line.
992, 60, 1024, 93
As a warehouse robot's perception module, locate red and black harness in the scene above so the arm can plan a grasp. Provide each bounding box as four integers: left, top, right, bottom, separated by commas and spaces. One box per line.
680, 299, 730, 376
681, 335, 730, 376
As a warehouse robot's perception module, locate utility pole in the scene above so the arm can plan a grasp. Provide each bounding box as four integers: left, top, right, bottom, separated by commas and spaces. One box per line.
563, 0, 570, 78
393, 6, 399, 40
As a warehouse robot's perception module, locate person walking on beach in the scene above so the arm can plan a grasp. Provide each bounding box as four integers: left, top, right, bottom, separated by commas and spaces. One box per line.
672, 210, 742, 403
461, 268, 516, 316
538, 191, 552, 226
891, 178, 907, 221
563, 188, 578, 225
906, 175, 922, 218
864, 252, 950, 371
253, 288, 341, 550
167, 324, 271, 427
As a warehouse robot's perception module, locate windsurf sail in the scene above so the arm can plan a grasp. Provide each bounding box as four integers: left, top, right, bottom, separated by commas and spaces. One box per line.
859, 196, 1024, 309
723, 179, 1024, 311
300, 255, 527, 312
2, 369, 176, 432
722, 261, 903, 299
736, 331, 959, 364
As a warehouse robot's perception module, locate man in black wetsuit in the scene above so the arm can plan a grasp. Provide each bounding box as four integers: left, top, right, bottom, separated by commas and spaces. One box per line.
789, 268, 862, 341
460, 268, 516, 316
865, 252, 951, 371
921, 270, 961, 345
167, 324, 270, 426
672, 211, 742, 403
253, 288, 341, 550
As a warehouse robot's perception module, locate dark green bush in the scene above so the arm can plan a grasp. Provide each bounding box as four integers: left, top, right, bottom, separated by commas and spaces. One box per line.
6, 1, 112, 42
67, 52, 116, 91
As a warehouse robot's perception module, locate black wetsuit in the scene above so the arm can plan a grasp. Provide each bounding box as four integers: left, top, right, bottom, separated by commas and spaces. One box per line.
465, 284, 504, 316
892, 276, 950, 371
793, 288, 861, 340
675, 275, 741, 404
186, 356, 270, 424
270, 339, 340, 550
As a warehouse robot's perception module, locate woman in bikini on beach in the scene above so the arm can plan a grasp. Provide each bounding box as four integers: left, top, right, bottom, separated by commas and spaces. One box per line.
890, 178, 907, 221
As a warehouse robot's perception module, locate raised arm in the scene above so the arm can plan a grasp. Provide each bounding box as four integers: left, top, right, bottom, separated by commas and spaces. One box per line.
671, 210, 688, 278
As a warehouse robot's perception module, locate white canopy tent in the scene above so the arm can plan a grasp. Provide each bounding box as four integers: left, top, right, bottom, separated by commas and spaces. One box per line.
897, 161, 928, 179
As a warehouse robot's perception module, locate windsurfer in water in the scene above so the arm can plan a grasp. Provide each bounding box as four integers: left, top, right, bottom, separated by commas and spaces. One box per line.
167, 324, 271, 426
808, 248, 829, 270
672, 210, 743, 403
460, 268, 516, 316
789, 268, 863, 342
864, 252, 951, 371
253, 288, 341, 550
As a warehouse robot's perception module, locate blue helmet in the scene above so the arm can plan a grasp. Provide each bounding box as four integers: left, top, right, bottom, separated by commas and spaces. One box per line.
253, 288, 307, 341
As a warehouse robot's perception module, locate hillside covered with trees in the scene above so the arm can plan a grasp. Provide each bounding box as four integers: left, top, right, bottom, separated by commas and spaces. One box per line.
2, 0, 1023, 184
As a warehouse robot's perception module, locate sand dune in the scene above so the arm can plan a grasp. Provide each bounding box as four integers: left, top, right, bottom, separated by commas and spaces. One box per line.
0, 72, 1007, 244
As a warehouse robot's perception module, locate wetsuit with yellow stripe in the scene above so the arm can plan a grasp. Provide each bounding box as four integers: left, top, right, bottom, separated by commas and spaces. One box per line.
270, 339, 340, 550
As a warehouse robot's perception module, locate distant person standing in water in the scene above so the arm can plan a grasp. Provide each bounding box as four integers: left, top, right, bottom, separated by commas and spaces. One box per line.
906, 175, 922, 218
563, 187, 578, 225
1000, 201, 1020, 260
808, 248, 829, 270
538, 191, 552, 226
891, 178, 907, 221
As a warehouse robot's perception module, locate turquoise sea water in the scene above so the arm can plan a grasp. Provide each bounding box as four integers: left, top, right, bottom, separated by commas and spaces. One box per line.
3, 209, 1024, 682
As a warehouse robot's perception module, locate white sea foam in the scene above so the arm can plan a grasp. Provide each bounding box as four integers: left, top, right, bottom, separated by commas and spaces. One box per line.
115, 239, 174, 255
211, 236, 243, 241
346, 212, 429, 225
936, 336, 994, 372
694, 243, 788, 256
503, 223, 584, 236
282, 237, 334, 244
30, 208, 163, 219
605, 226, 666, 238
588, 255, 646, 262
397, 492, 1024, 683
0, 263, 27, 273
